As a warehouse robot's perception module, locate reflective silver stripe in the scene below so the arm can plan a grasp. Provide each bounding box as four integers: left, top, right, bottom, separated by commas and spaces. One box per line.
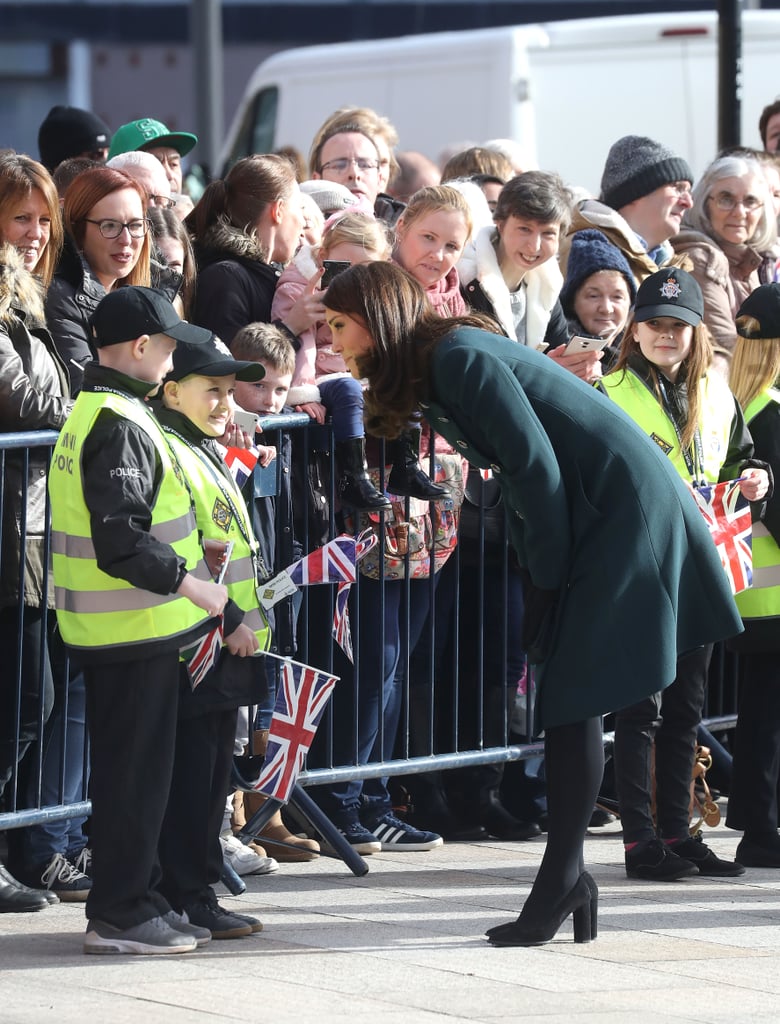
222, 555, 256, 584
55, 560, 212, 613
50, 531, 95, 559
243, 607, 267, 633
56, 585, 180, 614
752, 564, 780, 588
149, 509, 198, 545
753, 522, 771, 540
52, 510, 198, 557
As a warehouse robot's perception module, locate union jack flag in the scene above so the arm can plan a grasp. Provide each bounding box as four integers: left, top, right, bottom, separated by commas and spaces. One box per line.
692, 479, 753, 594
253, 660, 338, 802
223, 445, 260, 488
181, 620, 224, 689
333, 581, 353, 662
287, 529, 377, 586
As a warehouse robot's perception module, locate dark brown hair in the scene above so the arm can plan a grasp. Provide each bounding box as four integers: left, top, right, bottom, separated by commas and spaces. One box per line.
323, 261, 499, 438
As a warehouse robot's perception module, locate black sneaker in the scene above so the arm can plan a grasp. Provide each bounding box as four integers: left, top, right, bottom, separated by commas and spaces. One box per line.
735, 833, 780, 868
671, 834, 745, 876
33, 853, 92, 901
183, 898, 253, 939
230, 911, 264, 933
365, 811, 443, 852
625, 838, 698, 881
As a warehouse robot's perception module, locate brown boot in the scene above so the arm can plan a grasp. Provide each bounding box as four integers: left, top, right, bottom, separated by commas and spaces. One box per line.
230, 791, 271, 858
241, 731, 320, 863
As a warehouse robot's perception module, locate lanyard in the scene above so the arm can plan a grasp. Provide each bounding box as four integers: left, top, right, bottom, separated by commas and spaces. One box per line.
655, 375, 705, 486
163, 426, 257, 554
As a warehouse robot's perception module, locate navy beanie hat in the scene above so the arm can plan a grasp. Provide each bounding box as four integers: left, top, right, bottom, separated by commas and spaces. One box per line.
560, 229, 637, 317
38, 105, 112, 172
599, 135, 693, 210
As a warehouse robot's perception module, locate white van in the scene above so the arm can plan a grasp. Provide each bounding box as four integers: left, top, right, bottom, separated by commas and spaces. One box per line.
220, 10, 780, 194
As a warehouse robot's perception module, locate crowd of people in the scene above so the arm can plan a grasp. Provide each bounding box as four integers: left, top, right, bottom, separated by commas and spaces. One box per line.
1, 92, 780, 953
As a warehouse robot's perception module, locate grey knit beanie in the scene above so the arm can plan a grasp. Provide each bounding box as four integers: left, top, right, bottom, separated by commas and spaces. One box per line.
599, 136, 693, 210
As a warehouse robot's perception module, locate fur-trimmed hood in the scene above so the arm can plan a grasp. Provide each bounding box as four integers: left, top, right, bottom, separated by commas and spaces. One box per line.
194, 219, 271, 270
0, 244, 45, 326
458, 225, 563, 349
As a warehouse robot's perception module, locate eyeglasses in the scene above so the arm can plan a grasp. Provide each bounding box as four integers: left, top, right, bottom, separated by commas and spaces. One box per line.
82, 218, 149, 239
669, 182, 692, 197
708, 191, 764, 212
319, 157, 380, 174
148, 195, 177, 210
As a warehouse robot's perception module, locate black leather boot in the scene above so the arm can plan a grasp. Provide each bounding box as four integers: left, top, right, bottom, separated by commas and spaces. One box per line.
387, 427, 447, 500
335, 438, 391, 511
0, 863, 50, 913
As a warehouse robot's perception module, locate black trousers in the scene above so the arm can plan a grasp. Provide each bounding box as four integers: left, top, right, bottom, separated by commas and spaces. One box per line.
84, 652, 180, 928
613, 645, 713, 844
157, 701, 238, 911
726, 650, 780, 835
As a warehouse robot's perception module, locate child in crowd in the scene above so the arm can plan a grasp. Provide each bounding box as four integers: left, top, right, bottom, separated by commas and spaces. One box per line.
156, 332, 276, 939
272, 210, 444, 508
48, 286, 226, 955
600, 267, 769, 882
724, 285, 780, 867
227, 321, 320, 862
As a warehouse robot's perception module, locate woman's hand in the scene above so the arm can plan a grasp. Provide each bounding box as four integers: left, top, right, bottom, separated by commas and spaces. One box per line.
223, 622, 260, 657
547, 345, 604, 383
296, 401, 328, 424
739, 467, 770, 502
282, 269, 326, 337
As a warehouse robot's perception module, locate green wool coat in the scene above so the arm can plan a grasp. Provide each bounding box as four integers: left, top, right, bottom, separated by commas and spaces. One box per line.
421, 327, 742, 729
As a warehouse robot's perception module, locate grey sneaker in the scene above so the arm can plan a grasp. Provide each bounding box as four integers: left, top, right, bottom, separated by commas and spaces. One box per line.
84, 915, 198, 955
162, 909, 212, 946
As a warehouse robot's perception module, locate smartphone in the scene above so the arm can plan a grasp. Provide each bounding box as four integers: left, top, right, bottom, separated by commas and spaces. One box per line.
563, 334, 611, 355
232, 409, 259, 434
321, 260, 351, 288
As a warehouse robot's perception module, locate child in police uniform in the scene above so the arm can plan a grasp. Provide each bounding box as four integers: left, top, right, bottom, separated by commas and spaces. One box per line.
48, 286, 227, 955
155, 334, 277, 939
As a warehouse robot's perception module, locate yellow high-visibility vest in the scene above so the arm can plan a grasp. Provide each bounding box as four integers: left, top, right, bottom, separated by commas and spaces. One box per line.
49, 389, 211, 654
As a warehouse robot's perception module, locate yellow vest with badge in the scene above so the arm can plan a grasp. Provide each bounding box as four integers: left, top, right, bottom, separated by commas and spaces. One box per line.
162, 427, 271, 653
600, 367, 734, 483
49, 389, 211, 654
735, 389, 780, 621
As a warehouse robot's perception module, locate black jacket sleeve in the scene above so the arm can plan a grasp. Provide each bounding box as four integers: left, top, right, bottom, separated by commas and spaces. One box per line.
82, 409, 188, 593
542, 299, 570, 350
44, 278, 94, 396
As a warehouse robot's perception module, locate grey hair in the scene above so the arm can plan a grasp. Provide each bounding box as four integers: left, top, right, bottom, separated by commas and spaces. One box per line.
683, 154, 776, 252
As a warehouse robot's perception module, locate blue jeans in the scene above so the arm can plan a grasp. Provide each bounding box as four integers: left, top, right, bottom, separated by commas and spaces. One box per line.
319, 376, 365, 442
314, 574, 434, 824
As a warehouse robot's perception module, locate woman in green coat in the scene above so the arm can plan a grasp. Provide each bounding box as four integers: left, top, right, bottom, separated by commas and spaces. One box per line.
322, 261, 743, 947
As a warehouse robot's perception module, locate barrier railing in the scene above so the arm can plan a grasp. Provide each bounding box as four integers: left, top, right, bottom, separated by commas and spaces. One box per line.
0, 422, 739, 835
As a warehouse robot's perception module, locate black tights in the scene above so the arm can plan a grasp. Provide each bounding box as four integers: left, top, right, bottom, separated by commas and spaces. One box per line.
519, 716, 604, 921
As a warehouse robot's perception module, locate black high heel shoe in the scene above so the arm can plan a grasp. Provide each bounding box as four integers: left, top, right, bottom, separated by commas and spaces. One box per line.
485, 871, 598, 946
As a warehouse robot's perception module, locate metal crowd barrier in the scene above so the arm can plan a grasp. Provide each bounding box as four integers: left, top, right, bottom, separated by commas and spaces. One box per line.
0, 422, 740, 836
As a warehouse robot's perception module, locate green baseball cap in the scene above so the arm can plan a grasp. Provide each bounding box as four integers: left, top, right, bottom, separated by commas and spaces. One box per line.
108, 117, 198, 160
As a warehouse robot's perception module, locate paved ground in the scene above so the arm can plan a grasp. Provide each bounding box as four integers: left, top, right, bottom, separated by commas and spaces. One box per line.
1, 814, 778, 1024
